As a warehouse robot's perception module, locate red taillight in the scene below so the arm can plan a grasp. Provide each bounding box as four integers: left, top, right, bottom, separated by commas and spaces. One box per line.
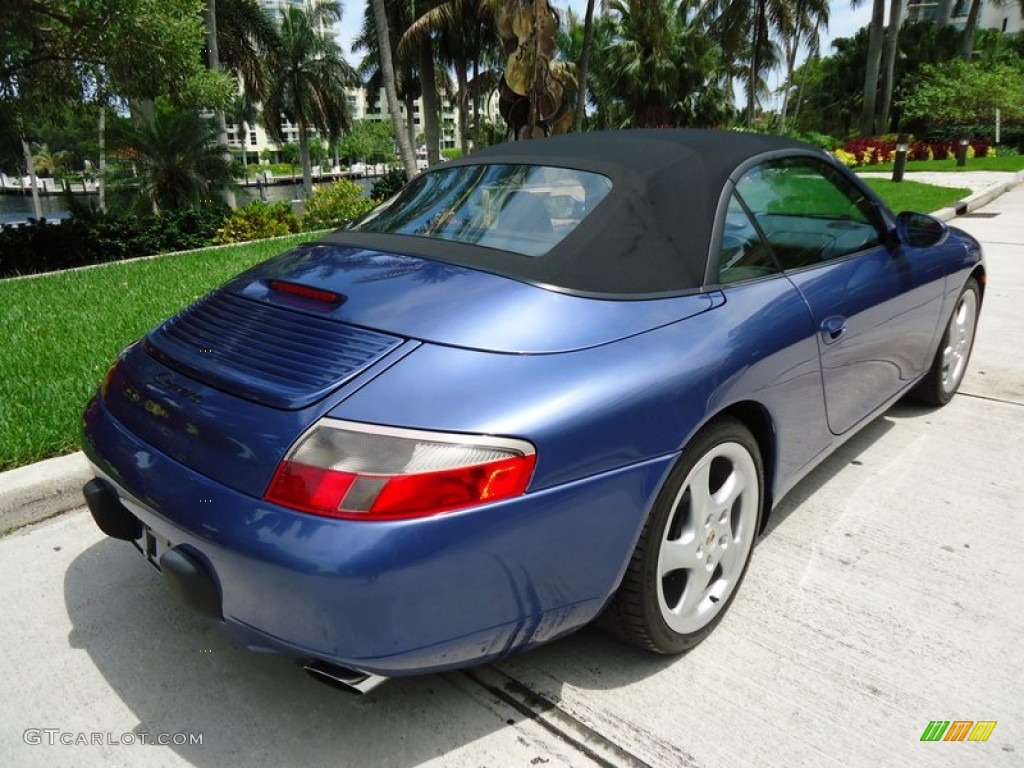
269, 279, 342, 304
264, 420, 536, 520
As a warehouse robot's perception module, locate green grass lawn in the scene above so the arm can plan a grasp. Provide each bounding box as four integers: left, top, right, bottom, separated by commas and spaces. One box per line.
857, 154, 1024, 173
0, 233, 319, 471
861, 178, 971, 214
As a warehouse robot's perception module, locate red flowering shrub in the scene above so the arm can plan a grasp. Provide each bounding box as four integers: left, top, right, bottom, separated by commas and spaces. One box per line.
908, 142, 931, 161
930, 141, 952, 160
840, 138, 897, 166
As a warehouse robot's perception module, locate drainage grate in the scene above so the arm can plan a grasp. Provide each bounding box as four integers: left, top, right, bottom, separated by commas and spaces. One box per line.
959, 212, 1001, 218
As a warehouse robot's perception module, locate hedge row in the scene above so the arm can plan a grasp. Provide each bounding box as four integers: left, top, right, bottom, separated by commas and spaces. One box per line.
0, 176, 400, 279
840, 136, 993, 166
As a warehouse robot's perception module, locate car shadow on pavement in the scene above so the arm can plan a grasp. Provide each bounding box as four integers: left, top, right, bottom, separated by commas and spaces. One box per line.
761, 410, 899, 536
476, 407, 916, 699
63, 539, 568, 767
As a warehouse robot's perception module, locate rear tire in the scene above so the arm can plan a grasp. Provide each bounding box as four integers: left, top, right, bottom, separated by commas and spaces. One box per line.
912, 277, 980, 406
602, 417, 763, 654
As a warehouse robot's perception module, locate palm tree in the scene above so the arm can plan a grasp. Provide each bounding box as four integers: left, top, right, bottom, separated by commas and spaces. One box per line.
597, 0, 715, 129
355, 0, 424, 157
576, 0, 598, 132
202, 0, 236, 207
403, 0, 502, 153
877, 0, 905, 132
961, 0, 1024, 61
197, 0, 280, 205
396, 0, 458, 165
111, 108, 235, 213
264, 0, 359, 196
776, 0, 829, 133
708, 0, 787, 127
606, 0, 676, 127
370, 0, 418, 176
859, 0, 885, 136
216, 0, 280, 105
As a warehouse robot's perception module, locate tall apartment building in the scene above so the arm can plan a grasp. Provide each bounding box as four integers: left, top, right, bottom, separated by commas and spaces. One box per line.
225, 85, 468, 165
225, 0, 477, 165
906, 0, 1023, 33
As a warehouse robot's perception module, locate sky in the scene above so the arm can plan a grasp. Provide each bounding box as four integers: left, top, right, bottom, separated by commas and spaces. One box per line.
333, 1, 875, 104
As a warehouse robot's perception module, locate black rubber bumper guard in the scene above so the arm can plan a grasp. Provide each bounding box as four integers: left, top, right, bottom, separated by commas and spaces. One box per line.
83, 478, 223, 621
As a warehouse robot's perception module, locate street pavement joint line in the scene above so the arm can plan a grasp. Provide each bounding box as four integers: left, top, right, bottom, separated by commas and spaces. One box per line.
459, 666, 656, 768
959, 391, 1024, 408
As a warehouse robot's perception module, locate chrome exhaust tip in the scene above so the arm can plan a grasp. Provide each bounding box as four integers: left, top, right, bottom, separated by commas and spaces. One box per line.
300, 659, 387, 695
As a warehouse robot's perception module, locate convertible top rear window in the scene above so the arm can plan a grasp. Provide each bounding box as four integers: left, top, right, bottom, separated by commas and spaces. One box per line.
350, 164, 612, 257
325, 130, 838, 297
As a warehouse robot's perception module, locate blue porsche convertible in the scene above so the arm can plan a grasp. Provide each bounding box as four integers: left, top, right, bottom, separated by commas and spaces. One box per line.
82, 130, 983, 693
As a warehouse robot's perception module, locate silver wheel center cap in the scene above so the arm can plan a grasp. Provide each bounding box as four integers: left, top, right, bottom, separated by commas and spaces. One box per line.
705, 529, 717, 548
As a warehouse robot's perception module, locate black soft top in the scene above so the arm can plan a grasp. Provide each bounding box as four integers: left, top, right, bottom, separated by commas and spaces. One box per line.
325, 129, 825, 298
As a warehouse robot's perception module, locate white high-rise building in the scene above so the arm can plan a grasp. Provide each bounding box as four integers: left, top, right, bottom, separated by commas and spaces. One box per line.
906, 0, 1023, 33
225, 1, 479, 166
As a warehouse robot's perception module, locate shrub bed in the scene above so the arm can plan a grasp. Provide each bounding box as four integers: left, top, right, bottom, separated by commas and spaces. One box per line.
0, 204, 228, 279
213, 201, 301, 244
841, 136, 993, 166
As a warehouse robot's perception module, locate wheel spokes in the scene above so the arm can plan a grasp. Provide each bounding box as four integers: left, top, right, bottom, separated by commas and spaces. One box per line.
675, 565, 714, 616
657, 440, 760, 635
659, 537, 703, 575
941, 290, 978, 393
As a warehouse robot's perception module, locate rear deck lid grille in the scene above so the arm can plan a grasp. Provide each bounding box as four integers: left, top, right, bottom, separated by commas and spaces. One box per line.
145, 292, 403, 409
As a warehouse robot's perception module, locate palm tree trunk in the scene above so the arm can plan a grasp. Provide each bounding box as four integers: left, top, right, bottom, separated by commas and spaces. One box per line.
456, 63, 470, 155
792, 57, 809, 128
777, 38, 799, 134
747, 1, 766, 127
878, 0, 904, 132
98, 105, 106, 212
859, 0, 885, 137
404, 91, 416, 150
372, 0, 418, 177
418, 40, 441, 166
575, 0, 597, 132
240, 120, 249, 179
472, 50, 480, 151
961, 0, 982, 61
21, 138, 43, 219
204, 0, 237, 208
298, 121, 313, 197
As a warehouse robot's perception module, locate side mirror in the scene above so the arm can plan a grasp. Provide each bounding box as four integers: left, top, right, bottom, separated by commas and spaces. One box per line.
895, 211, 949, 248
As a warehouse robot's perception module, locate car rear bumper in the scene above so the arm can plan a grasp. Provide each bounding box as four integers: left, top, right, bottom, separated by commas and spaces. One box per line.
81, 394, 675, 675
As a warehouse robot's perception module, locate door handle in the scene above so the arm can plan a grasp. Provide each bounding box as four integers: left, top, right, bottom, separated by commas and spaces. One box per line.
820, 315, 847, 344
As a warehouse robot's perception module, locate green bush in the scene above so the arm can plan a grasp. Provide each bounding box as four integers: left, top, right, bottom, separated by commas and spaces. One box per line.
441, 148, 463, 161
0, 204, 228, 278
370, 169, 407, 201
301, 180, 377, 231
213, 201, 301, 244
785, 131, 840, 151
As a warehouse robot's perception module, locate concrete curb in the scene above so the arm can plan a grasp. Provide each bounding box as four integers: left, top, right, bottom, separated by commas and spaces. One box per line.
0, 452, 91, 534
933, 169, 1024, 221
2, 171, 1022, 537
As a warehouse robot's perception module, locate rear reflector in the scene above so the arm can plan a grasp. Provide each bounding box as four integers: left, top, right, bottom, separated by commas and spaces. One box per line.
265, 419, 535, 520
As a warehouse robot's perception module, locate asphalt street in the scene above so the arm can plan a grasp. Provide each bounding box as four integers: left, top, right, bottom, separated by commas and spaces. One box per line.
1, 181, 1022, 767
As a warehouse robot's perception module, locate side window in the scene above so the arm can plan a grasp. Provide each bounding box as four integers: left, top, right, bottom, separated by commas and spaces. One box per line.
718, 194, 780, 284
736, 158, 884, 270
